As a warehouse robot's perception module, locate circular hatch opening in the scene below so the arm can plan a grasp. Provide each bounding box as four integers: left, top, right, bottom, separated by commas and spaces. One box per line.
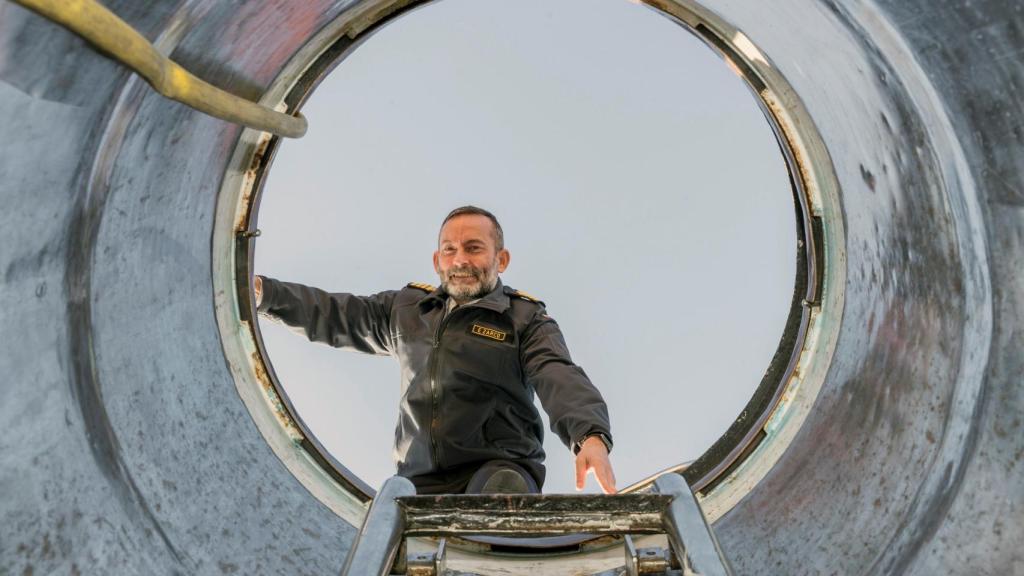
217, 0, 837, 529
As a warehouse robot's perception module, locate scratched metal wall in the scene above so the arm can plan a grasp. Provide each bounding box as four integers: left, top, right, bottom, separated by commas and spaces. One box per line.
1, 1, 1020, 575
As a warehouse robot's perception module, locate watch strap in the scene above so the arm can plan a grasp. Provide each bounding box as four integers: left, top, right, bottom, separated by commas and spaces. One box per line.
573, 432, 612, 455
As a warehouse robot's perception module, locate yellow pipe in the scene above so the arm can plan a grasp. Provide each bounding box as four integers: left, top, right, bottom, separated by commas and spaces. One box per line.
13, 0, 307, 138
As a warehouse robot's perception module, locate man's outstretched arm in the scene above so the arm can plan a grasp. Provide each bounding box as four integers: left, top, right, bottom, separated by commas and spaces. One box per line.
254, 275, 395, 355
521, 310, 617, 494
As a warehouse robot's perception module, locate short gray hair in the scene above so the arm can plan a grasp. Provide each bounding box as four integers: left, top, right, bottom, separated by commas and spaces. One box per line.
439, 205, 504, 250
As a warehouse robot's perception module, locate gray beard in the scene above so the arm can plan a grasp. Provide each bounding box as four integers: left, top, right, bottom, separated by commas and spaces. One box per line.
441, 264, 499, 304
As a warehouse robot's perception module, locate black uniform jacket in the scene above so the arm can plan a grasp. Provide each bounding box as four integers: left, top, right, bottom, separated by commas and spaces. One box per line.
256, 276, 612, 488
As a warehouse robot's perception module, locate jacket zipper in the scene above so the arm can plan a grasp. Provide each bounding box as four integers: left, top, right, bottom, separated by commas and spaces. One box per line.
427, 308, 457, 470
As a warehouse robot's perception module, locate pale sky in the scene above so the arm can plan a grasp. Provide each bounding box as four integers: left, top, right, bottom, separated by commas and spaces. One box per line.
255, 0, 795, 494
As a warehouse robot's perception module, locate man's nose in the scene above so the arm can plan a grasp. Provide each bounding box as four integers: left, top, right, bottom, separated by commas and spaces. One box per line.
452, 249, 470, 266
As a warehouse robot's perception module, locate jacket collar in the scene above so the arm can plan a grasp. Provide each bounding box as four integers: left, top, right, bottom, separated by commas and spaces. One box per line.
418, 278, 511, 314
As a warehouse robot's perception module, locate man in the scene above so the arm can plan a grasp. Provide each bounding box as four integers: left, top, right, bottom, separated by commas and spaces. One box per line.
255, 206, 615, 495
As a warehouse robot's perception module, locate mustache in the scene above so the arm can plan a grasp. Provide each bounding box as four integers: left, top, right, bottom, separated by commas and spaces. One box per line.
446, 266, 484, 279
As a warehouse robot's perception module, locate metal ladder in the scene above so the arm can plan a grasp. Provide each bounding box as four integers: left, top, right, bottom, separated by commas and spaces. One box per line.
340, 473, 734, 576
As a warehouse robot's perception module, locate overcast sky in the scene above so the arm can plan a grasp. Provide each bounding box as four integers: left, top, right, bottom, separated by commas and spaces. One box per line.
255, 0, 795, 494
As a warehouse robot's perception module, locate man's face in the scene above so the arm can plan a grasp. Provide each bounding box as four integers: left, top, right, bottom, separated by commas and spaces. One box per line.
433, 214, 510, 303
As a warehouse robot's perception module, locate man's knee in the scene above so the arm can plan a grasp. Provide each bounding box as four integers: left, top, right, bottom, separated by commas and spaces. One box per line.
465, 460, 541, 494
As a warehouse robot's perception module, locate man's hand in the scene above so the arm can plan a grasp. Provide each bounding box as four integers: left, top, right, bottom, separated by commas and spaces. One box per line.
254, 275, 263, 307
575, 436, 617, 494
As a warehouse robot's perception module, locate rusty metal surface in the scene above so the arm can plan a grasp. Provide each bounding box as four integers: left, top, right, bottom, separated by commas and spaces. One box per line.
1, 0, 1022, 575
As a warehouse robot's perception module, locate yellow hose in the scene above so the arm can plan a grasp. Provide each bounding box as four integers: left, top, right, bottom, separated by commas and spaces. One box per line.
13, 0, 307, 138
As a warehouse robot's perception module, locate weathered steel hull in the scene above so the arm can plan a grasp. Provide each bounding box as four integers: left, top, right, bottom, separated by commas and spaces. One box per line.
1, 0, 1021, 574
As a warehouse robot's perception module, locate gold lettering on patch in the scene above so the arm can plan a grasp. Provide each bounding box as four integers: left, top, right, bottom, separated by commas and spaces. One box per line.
471, 324, 507, 342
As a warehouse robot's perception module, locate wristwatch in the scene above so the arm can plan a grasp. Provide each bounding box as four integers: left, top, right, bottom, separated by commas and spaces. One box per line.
573, 432, 613, 455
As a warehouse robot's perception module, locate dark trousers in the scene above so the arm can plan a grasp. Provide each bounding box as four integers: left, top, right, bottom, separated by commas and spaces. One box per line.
408, 459, 542, 495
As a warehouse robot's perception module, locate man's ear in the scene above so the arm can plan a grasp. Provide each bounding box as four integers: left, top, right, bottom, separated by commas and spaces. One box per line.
497, 249, 510, 273
433, 250, 441, 274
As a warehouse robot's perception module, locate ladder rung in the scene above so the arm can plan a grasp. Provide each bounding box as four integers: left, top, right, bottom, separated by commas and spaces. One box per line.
398, 493, 672, 537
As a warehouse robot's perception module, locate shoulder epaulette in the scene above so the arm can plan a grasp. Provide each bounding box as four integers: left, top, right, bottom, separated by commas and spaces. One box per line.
407, 282, 436, 293
510, 289, 542, 304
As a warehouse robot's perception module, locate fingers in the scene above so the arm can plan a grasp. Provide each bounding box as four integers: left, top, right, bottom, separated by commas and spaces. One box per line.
575, 453, 587, 491
595, 461, 617, 495
575, 452, 618, 494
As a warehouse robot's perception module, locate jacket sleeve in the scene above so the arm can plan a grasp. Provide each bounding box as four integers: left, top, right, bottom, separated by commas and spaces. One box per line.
520, 309, 613, 452
256, 276, 396, 355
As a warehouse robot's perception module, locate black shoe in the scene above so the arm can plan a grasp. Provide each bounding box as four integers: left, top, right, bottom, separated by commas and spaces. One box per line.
480, 468, 530, 494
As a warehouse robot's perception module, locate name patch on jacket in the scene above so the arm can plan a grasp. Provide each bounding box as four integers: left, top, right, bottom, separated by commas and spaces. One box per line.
471, 324, 507, 342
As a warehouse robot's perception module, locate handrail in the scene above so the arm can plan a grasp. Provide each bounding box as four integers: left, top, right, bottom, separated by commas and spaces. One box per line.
619, 461, 692, 494
12, 0, 307, 138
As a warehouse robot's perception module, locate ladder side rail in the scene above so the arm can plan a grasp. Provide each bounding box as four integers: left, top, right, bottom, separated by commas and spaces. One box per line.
654, 474, 735, 576
340, 476, 416, 576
